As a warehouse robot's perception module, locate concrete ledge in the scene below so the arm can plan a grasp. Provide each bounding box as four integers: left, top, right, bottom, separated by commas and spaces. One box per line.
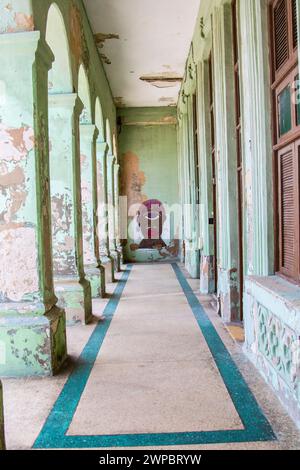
244, 275, 300, 429
0, 381, 5, 450
0, 306, 67, 378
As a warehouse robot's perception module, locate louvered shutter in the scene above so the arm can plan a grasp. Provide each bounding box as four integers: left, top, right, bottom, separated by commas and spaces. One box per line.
274, 0, 289, 71
279, 145, 296, 275
292, 0, 298, 49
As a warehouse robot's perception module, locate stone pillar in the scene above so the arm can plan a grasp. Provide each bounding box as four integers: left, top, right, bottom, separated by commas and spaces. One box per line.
107, 154, 121, 272
0, 32, 67, 376
198, 60, 216, 294
48, 94, 92, 324
96, 141, 114, 283
80, 124, 105, 297
114, 162, 123, 266
212, 4, 240, 322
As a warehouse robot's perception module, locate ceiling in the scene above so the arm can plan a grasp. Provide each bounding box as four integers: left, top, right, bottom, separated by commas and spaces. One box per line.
84, 0, 201, 108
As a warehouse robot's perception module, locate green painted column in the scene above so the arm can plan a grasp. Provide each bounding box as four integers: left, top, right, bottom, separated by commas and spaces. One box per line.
198, 60, 215, 294
186, 94, 200, 279
80, 124, 105, 297
181, 111, 196, 276
96, 141, 115, 283
0, 32, 67, 377
0, 381, 5, 450
239, 0, 274, 278
212, 4, 240, 322
48, 94, 92, 325
114, 162, 123, 266
107, 154, 121, 272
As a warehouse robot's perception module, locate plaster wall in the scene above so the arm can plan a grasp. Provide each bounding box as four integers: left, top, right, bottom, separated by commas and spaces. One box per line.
118, 108, 180, 263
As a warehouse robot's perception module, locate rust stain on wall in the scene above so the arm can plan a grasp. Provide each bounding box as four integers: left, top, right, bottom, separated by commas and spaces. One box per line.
4, 10, 34, 33
70, 3, 89, 69
120, 151, 147, 209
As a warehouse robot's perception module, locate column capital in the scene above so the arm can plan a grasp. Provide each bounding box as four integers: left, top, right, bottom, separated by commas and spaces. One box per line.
48, 93, 78, 110
80, 123, 99, 142
96, 141, 109, 156
0, 31, 54, 70
107, 154, 116, 166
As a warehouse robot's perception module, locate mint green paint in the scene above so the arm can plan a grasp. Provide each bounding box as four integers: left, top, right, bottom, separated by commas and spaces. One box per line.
0, 0, 116, 375
0, 305, 67, 377
96, 142, 115, 282
0, 31, 67, 376
80, 124, 103, 298
118, 108, 179, 263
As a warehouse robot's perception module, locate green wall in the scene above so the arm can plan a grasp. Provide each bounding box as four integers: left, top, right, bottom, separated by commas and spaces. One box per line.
118, 108, 179, 263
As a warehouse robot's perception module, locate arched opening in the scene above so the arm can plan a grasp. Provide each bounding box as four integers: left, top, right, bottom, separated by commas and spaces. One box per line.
78, 67, 104, 297
45, 5, 92, 324
105, 119, 119, 269
106, 119, 113, 155
46, 3, 72, 94
95, 97, 105, 141
78, 64, 92, 124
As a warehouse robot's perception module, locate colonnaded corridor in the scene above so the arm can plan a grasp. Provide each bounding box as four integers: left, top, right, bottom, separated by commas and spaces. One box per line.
2, 263, 300, 450
2, 0, 300, 455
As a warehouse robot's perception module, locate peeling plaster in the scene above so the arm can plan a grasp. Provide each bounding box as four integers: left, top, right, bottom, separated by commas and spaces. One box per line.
120, 151, 147, 209
140, 73, 182, 89
0, 227, 38, 302
94, 32, 119, 49
0, 3, 34, 33
70, 2, 89, 69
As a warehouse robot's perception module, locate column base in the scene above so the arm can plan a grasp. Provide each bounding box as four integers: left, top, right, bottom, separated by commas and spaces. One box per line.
218, 267, 240, 322
100, 255, 115, 284
110, 249, 121, 273
54, 276, 92, 325
85, 265, 105, 298
117, 246, 124, 266
0, 381, 5, 450
184, 245, 200, 279
200, 255, 216, 294
0, 305, 67, 378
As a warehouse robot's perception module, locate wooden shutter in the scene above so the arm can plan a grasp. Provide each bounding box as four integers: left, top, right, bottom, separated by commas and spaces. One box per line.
279, 145, 296, 275
274, 0, 289, 71
292, 0, 298, 49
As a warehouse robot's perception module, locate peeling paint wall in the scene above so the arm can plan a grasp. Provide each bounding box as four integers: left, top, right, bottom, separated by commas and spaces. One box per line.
0, 0, 116, 376
0, 0, 34, 33
118, 108, 179, 263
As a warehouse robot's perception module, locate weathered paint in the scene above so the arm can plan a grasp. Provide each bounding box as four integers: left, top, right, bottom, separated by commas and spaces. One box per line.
244, 275, 300, 429
0, 0, 117, 375
118, 107, 179, 263
177, 0, 300, 430
96, 141, 114, 283
0, 31, 67, 376
107, 153, 120, 271
0, 0, 34, 34
45, 8, 93, 324
80, 124, 104, 297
